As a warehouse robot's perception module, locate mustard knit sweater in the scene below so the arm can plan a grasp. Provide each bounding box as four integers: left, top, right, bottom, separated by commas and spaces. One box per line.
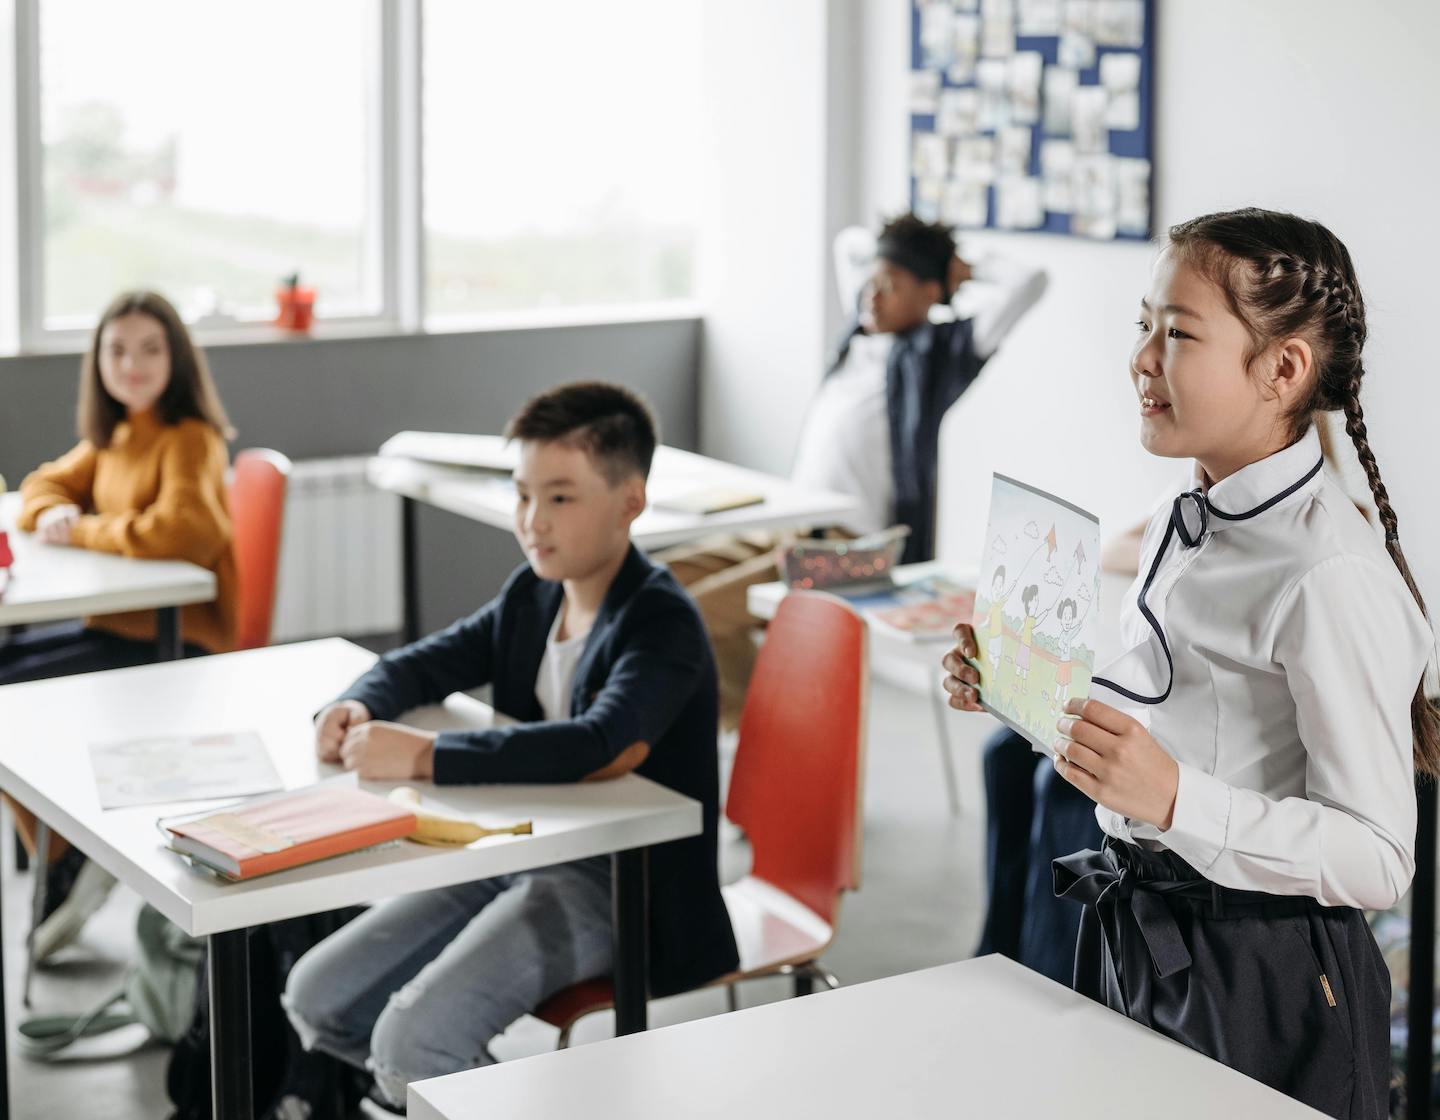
18, 411, 238, 653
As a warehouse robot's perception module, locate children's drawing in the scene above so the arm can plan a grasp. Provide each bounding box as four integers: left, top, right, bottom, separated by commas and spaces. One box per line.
971, 474, 1101, 753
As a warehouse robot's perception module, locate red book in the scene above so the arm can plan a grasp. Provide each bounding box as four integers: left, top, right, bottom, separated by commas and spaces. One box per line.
165, 784, 416, 881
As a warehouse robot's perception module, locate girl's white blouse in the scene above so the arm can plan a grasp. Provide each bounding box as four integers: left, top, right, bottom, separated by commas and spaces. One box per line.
1093, 425, 1435, 909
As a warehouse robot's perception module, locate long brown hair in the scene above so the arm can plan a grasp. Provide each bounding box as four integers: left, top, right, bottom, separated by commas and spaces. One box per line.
78, 291, 233, 448
1167, 208, 1440, 776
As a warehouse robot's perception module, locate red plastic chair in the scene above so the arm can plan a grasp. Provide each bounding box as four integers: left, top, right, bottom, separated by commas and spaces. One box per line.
228, 449, 292, 650
534, 591, 869, 1045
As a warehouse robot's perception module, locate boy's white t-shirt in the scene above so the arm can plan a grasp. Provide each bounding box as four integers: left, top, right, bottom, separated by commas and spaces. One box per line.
536, 603, 590, 722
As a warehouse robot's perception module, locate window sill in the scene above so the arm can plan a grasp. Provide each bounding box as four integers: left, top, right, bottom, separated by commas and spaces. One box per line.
7, 301, 703, 359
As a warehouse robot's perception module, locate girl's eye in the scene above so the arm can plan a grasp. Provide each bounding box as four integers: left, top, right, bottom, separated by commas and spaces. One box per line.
1167, 327, 1189, 340
552, 495, 570, 505
1135, 320, 1150, 333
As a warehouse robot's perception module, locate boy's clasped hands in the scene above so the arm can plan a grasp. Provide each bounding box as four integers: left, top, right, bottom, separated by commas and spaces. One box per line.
941, 621, 1179, 831
314, 700, 436, 780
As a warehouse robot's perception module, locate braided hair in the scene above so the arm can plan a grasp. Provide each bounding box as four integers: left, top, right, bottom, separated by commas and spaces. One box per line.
1167, 207, 1440, 776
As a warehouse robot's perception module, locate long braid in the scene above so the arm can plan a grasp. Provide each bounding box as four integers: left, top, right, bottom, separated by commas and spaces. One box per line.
1340, 367, 1440, 776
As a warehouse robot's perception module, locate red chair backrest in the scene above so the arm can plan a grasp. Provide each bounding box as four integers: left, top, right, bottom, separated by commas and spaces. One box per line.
228, 449, 291, 651
725, 592, 868, 924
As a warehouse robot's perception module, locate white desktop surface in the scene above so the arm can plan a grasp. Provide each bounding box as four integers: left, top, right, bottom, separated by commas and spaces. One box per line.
0, 638, 700, 937
0, 492, 215, 626
369, 435, 861, 550
747, 564, 1135, 667
409, 954, 1323, 1119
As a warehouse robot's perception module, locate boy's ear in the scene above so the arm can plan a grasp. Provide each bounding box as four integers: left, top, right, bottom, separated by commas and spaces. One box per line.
620, 476, 647, 525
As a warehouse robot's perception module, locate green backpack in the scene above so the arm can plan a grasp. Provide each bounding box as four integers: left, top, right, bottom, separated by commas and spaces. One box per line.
18, 903, 204, 1056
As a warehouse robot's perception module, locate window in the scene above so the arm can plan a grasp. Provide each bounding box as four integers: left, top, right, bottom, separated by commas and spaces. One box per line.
32, 0, 377, 330
4, 0, 702, 348
422, 0, 702, 319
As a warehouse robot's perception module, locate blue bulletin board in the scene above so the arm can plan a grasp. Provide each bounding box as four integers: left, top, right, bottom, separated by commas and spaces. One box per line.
909, 0, 1155, 240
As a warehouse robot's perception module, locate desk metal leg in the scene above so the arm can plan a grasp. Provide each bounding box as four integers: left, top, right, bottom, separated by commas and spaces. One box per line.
926, 677, 962, 817
1408, 776, 1435, 1119
611, 848, 650, 1035
0, 821, 10, 1120
402, 496, 421, 644
23, 823, 50, 1009
156, 606, 183, 662
209, 928, 252, 1120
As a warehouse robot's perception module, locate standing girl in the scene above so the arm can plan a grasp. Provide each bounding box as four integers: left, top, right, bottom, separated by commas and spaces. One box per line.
942, 209, 1435, 1118
1, 290, 237, 958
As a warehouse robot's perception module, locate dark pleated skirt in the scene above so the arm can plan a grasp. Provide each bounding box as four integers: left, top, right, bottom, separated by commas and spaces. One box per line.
1055, 837, 1391, 1120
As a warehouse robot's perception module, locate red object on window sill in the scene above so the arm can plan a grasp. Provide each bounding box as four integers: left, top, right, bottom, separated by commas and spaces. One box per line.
0, 531, 13, 570
275, 286, 316, 332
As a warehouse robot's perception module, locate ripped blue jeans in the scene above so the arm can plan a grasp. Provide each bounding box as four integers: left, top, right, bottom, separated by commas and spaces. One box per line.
282, 856, 613, 1106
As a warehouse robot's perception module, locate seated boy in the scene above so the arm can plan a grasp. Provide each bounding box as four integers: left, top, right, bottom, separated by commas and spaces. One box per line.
283, 381, 739, 1108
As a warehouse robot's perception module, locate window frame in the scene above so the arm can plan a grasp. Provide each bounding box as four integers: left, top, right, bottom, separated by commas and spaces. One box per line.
0, 0, 699, 357
8, 0, 406, 352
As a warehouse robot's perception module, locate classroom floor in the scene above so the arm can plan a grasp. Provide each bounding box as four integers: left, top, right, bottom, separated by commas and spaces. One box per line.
3, 662, 996, 1118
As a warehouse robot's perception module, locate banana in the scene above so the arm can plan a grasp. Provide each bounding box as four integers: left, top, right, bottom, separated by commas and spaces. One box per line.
389, 786, 533, 847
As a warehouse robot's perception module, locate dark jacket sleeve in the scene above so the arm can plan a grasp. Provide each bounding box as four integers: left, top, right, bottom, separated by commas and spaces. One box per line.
933, 318, 984, 415
337, 598, 499, 719
432, 592, 708, 785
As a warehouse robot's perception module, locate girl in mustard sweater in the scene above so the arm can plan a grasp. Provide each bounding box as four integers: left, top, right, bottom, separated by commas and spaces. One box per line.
0, 290, 236, 958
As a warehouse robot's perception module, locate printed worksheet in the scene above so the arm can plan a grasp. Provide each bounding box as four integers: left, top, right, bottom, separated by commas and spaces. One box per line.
89, 730, 283, 809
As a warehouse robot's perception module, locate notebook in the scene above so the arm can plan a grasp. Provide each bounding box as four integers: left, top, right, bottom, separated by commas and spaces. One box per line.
836, 575, 977, 642
164, 784, 417, 881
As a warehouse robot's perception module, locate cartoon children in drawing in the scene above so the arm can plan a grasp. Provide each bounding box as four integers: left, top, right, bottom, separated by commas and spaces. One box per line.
1052, 592, 1095, 712
983, 565, 1009, 673
1014, 583, 1053, 693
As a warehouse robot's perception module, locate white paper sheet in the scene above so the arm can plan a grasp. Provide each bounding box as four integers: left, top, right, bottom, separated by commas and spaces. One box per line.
90, 730, 283, 810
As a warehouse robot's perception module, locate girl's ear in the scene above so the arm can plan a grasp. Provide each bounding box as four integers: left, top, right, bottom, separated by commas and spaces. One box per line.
1271, 336, 1315, 405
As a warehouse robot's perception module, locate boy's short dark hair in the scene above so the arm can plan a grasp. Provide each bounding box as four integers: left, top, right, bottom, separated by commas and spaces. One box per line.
505, 380, 659, 484
876, 212, 958, 294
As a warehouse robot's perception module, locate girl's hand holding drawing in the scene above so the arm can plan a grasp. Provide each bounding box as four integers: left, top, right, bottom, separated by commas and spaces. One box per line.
940, 622, 984, 713
1054, 698, 1178, 829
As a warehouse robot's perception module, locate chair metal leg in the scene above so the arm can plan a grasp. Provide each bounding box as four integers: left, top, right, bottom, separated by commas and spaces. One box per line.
793, 969, 814, 997
24, 822, 51, 1007
555, 1022, 574, 1050
726, 983, 739, 1013
927, 679, 962, 817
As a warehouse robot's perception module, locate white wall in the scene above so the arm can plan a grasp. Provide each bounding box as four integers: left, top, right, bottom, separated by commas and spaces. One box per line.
849, 0, 1440, 607
696, 0, 831, 474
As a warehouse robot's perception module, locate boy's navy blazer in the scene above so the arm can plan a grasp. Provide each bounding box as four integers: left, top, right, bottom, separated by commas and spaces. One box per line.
336, 545, 740, 996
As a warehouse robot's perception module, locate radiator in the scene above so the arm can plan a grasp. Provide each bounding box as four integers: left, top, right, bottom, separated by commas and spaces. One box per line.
270, 457, 403, 642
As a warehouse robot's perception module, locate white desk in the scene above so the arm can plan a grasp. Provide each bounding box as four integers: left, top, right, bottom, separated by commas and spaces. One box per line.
748, 566, 1135, 816
0, 492, 215, 657
0, 638, 702, 1120
409, 954, 1324, 1119
368, 434, 861, 641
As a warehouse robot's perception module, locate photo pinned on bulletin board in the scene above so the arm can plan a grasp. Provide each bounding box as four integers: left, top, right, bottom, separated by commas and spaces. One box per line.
909, 0, 1154, 241
972, 474, 1102, 754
